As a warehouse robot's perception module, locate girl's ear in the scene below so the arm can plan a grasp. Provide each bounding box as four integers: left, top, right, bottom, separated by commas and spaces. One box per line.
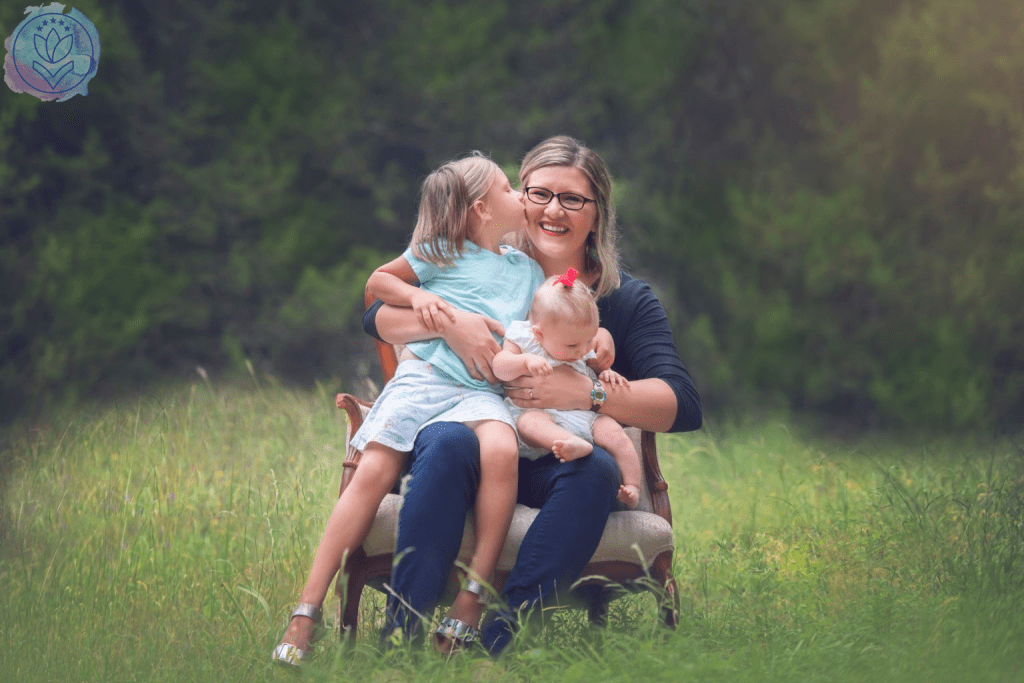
531, 323, 544, 343
471, 198, 491, 222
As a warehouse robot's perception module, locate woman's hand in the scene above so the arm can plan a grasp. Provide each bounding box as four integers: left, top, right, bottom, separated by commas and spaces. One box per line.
410, 290, 456, 333
442, 309, 505, 383
504, 364, 591, 411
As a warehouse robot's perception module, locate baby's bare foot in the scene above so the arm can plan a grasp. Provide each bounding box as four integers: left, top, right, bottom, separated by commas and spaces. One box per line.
553, 437, 593, 462
618, 484, 640, 509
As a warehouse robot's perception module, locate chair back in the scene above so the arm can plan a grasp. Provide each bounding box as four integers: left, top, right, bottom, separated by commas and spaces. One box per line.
366, 287, 400, 382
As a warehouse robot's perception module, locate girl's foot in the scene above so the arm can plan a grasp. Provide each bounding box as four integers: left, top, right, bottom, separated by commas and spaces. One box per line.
434, 581, 486, 654
552, 436, 593, 462
272, 603, 322, 667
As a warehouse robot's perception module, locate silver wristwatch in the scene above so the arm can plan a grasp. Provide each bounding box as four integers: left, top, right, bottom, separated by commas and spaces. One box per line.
589, 378, 607, 413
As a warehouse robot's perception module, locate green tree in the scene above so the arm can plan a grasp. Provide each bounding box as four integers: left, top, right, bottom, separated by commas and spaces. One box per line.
631, 0, 1024, 429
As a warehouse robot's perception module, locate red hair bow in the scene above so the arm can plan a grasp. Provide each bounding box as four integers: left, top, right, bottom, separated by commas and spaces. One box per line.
554, 267, 579, 287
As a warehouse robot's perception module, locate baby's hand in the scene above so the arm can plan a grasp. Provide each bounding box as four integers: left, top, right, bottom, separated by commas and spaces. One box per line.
599, 368, 629, 387
410, 291, 456, 332
587, 328, 616, 372
617, 484, 640, 510
525, 354, 553, 377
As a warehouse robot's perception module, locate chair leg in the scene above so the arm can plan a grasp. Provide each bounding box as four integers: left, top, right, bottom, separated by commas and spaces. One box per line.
650, 551, 680, 628
586, 592, 610, 627
338, 549, 369, 644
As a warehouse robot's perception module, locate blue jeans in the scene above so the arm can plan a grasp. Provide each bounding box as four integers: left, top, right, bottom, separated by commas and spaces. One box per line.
381, 421, 620, 654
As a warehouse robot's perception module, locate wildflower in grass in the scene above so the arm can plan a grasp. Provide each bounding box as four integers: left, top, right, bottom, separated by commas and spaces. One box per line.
760, 535, 788, 568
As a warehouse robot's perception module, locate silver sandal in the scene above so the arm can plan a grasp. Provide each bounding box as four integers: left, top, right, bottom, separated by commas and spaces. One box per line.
272, 602, 322, 667
433, 579, 485, 653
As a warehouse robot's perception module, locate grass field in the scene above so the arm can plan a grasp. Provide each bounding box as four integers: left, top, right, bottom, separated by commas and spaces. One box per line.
1, 380, 1022, 682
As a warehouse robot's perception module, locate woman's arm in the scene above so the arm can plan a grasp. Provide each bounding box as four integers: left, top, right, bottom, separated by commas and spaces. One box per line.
601, 376, 680, 432
505, 367, 678, 432
370, 302, 506, 383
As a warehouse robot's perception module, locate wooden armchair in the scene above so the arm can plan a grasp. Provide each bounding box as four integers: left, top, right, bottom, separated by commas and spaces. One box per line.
332, 293, 681, 640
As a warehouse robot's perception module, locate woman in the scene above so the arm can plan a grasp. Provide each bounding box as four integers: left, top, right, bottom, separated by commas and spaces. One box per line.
365, 135, 702, 654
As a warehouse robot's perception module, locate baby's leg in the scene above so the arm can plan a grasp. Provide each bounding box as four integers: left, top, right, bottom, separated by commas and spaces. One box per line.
438, 420, 518, 650
518, 409, 592, 462
592, 416, 642, 510
282, 443, 406, 650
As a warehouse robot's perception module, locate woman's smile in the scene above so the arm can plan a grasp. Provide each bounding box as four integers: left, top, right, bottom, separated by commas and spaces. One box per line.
523, 166, 596, 264
539, 222, 570, 235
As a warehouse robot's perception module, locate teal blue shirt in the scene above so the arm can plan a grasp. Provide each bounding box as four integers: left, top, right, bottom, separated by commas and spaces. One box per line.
404, 243, 545, 392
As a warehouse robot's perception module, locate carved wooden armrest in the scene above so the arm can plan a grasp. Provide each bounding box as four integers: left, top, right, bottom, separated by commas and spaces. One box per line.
640, 430, 672, 525
336, 393, 374, 495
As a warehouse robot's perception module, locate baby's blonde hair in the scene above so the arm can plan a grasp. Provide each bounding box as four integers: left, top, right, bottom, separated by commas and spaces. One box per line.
529, 274, 600, 331
410, 152, 500, 266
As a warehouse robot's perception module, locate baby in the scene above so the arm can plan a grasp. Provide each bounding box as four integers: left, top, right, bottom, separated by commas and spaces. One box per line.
493, 268, 642, 508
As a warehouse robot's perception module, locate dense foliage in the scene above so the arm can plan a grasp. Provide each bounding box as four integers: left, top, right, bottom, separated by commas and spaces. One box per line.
1, 0, 1021, 430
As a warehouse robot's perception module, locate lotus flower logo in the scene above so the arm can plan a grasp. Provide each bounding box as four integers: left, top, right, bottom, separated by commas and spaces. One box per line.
33, 26, 75, 87
4, 3, 100, 102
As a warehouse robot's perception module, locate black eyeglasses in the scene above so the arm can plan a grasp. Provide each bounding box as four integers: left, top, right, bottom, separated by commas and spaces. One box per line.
524, 186, 596, 211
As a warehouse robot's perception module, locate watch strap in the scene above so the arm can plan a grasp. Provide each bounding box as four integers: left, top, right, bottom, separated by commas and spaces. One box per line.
590, 378, 606, 413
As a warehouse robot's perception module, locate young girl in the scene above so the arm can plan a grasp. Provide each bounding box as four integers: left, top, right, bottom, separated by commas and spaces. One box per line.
273, 153, 544, 666
492, 269, 642, 509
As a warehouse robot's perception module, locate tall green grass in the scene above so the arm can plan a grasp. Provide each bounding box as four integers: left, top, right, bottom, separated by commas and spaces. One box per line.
1, 382, 1021, 682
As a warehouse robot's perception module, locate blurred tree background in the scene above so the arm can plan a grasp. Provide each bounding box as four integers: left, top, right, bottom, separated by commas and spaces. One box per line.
1, 0, 1021, 432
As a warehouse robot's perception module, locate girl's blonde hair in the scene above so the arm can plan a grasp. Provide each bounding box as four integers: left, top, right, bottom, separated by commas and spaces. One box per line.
411, 151, 499, 266
529, 274, 600, 330
517, 136, 621, 299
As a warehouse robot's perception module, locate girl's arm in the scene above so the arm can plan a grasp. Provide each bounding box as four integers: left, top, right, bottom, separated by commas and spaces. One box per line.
369, 256, 455, 333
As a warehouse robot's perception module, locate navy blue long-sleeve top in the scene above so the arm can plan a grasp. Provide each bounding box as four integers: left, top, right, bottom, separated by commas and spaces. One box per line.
362, 270, 702, 433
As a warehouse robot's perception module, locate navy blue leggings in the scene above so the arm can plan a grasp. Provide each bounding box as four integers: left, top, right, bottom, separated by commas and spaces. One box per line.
382, 421, 620, 653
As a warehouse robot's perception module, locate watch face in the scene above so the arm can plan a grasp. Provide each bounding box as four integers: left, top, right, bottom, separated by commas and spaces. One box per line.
592, 386, 607, 402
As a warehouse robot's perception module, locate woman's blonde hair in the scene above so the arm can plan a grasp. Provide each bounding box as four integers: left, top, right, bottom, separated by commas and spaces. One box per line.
410, 151, 499, 266
517, 136, 621, 299
529, 274, 600, 330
